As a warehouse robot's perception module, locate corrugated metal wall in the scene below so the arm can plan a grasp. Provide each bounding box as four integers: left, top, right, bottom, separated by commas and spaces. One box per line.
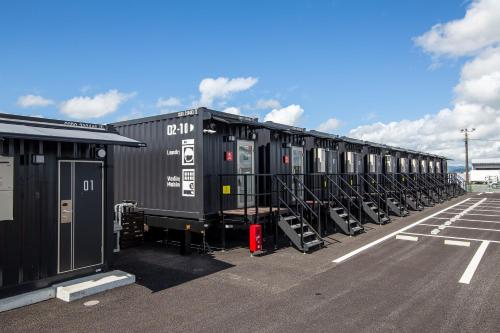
114, 114, 205, 220
0, 139, 112, 296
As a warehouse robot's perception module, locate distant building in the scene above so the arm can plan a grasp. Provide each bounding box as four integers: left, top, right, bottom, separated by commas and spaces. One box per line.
469, 158, 500, 183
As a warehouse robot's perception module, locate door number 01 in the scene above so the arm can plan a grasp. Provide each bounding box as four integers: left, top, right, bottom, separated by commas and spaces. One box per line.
83, 180, 94, 191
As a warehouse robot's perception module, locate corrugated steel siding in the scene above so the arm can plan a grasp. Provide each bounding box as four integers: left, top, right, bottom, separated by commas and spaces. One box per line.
113, 114, 205, 220
0, 139, 112, 295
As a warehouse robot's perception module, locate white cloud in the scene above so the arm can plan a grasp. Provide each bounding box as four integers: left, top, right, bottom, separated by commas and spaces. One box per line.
198, 77, 258, 106
349, 103, 500, 162
17, 94, 54, 108
255, 99, 281, 109
222, 107, 241, 115
156, 97, 181, 108
414, 0, 500, 57
59, 89, 135, 119
351, 0, 500, 164
318, 118, 341, 132
454, 47, 500, 108
116, 110, 145, 122
264, 104, 304, 126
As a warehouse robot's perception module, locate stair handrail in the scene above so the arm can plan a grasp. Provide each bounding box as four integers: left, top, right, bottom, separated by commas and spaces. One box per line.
396, 173, 422, 208
376, 173, 407, 216
290, 173, 323, 235
358, 174, 387, 224
324, 174, 362, 233
274, 175, 322, 243
415, 173, 437, 203
425, 174, 444, 200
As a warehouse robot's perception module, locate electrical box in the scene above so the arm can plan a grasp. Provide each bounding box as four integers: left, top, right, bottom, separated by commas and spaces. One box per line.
385, 155, 394, 174
314, 148, 326, 173
367, 154, 380, 173
399, 158, 409, 173
420, 160, 427, 173
411, 159, 418, 173
429, 161, 435, 173
0, 156, 14, 221
346, 152, 360, 174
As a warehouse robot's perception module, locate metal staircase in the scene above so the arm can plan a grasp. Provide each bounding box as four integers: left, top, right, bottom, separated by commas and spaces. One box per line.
342, 174, 391, 225
325, 175, 364, 236
367, 174, 409, 217
275, 175, 324, 253
397, 174, 424, 211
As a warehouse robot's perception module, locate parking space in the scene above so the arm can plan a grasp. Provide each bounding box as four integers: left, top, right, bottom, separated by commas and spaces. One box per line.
2, 194, 499, 332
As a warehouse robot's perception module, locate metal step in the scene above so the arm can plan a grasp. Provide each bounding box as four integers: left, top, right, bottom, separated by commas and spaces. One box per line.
329, 206, 364, 236
304, 239, 323, 250
278, 214, 323, 253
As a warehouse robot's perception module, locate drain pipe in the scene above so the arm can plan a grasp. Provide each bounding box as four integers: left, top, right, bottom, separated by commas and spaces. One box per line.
113, 201, 138, 253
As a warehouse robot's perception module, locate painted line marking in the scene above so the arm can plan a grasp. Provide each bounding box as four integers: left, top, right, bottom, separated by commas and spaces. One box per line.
399, 232, 500, 244
418, 223, 500, 232
447, 208, 500, 213
463, 213, 500, 217
459, 241, 490, 284
431, 217, 500, 224
477, 192, 483, 195
395, 235, 418, 242
444, 239, 470, 247
332, 198, 471, 263
438, 212, 500, 217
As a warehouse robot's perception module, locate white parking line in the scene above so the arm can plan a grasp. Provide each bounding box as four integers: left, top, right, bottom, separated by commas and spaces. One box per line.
438, 212, 500, 217
459, 241, 490, 284
463, 213, 500, 217
396, 235, 418, 241
332, 198, 472, 263
444, 239, 470, 247
431, 217, 500, 224
399, 232, 500, 244
418, 223, 500, 232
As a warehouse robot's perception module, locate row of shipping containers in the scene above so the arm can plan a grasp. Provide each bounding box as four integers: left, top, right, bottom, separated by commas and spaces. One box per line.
112, 107, 449, 233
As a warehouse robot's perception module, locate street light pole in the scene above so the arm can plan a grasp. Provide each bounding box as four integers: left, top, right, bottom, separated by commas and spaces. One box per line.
461, 128, 475, 188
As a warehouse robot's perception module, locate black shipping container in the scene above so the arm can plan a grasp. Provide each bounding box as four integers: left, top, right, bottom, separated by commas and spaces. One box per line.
113, 108, 273, 231
0, 113, 143, 297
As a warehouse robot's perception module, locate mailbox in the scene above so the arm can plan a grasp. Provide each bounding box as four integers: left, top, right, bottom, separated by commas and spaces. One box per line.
0, 156, 14, 221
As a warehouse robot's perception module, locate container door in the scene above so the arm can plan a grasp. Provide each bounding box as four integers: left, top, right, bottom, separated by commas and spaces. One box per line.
58, 161, 104, 273
291, 146, 304, 200
237, 140, 255, 208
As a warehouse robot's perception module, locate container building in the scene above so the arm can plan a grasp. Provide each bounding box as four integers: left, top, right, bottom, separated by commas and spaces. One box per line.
0, 113, 143, 297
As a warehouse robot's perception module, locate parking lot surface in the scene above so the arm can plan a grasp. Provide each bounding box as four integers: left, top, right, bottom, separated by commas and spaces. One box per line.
2, 193, 499, 332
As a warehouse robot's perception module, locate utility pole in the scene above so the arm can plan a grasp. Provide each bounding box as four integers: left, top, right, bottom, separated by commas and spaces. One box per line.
461, 128, 475, 188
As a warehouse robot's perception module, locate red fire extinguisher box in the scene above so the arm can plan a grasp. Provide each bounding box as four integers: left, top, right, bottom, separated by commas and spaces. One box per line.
249, 224, 263, 254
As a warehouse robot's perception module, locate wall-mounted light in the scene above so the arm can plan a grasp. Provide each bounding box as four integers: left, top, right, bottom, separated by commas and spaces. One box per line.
96, 148, 107, 159
203, 129, 216, 134
301, 139, 306, 146
249, 132, 257, 140
282, 142, 292, 148
224, 135, 236, 142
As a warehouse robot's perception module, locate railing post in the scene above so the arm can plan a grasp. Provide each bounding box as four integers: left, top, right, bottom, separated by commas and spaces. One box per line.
244, 175, 248, 218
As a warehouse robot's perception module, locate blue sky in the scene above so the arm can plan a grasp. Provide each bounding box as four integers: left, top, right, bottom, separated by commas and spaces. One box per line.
0, 0, 469, 134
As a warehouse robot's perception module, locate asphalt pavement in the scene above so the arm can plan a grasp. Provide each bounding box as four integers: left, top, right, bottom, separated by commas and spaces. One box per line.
1, 193, 499, 332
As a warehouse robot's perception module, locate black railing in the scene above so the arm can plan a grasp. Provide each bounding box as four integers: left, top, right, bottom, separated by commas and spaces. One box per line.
325, 174, 363, 231
359, 174, 387, 223
274, 175, 322, 248
396, 173, 422, 208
